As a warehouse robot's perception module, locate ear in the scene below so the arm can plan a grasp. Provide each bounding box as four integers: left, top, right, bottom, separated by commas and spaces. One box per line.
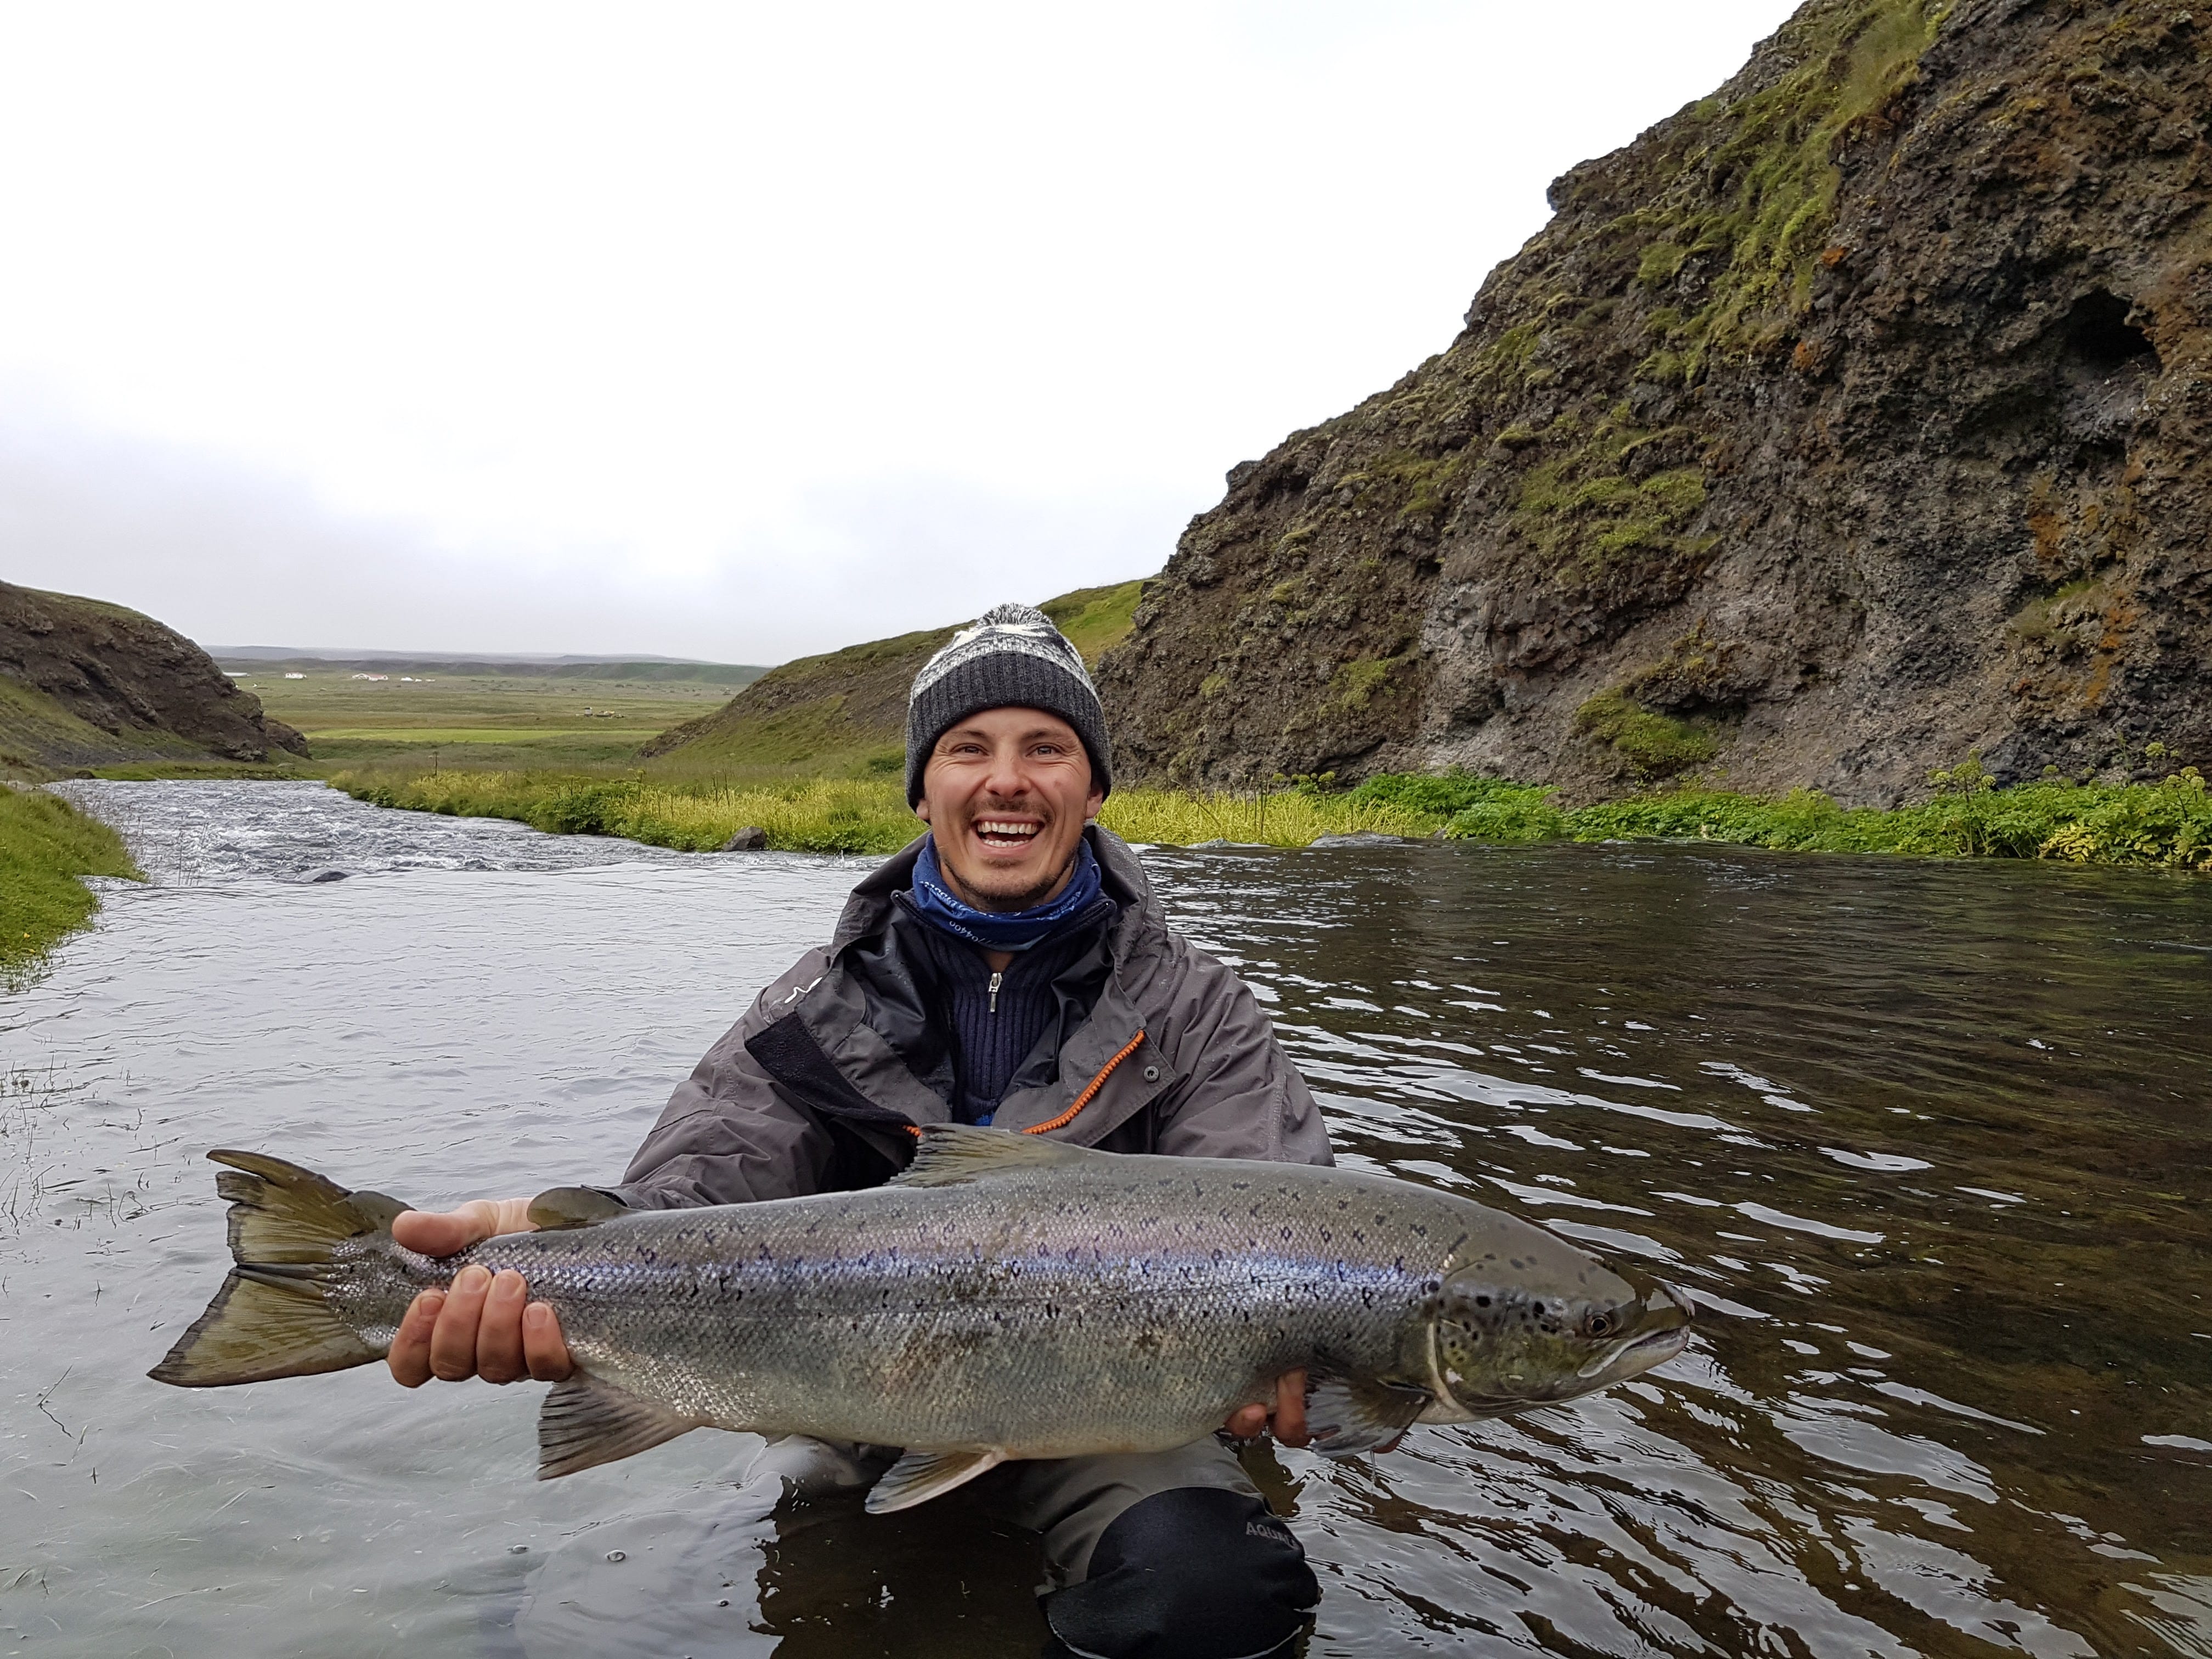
915, 794, 933, 824
1084, 786, 1105, 821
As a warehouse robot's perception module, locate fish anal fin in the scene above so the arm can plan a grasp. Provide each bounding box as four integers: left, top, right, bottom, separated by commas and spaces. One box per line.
1305, 1374, 1431, 1457
528, 1187, 631, 1231
864, 1447, 1007, 1513
891, 1124, 1099, 1188
537, 1373, 702, 1479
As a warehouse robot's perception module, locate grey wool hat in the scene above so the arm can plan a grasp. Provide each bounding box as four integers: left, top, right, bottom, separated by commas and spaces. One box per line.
905, 602, 1112, 806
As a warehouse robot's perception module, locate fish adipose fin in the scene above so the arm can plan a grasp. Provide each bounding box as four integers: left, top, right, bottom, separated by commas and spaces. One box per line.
1304, 1374, 1432, 1456
148, 1150, 406, 1387
538, 1373, 703, 1479
892, 1123, 1104, 1188
528, 1187, 630, 1231
864, 1446, 1008, 1513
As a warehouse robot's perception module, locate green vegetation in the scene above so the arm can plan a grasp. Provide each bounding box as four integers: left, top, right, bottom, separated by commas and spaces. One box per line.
0, 787, 143, 983
328, 751, 2212, 873
1624, 0, 1950, 381
1573, 690, 1720, 777
331, 769, 1431, 855
231, 667, 730, 775
1506, 407, 1713, 584
1352, 761, 2212, 870
634, 580, 1147, 782
0, 676, 208, 778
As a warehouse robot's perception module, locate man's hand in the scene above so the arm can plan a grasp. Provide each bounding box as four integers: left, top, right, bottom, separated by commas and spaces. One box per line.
387, 1199, 573, 1388
1225, 1370, 1310, 1446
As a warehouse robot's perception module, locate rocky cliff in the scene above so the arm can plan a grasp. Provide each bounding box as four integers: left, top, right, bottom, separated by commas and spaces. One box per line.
0, 581, 309, 771
1098, 0, 2212, 804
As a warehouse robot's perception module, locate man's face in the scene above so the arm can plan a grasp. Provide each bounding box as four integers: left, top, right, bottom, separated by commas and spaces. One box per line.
916, 706, 1103, 911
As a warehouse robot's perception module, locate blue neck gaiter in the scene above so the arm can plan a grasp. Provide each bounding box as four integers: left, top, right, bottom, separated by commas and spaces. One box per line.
907, 837, 1104, 952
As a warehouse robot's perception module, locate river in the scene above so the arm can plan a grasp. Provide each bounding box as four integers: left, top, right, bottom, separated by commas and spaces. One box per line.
2, 780, 2207, 1657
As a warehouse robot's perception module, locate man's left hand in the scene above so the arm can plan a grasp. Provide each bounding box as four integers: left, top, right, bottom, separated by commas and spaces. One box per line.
1224, 1370, 1309, 1446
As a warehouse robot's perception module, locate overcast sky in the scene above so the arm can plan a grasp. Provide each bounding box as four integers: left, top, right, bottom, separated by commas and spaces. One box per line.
0, 2, 1797, 663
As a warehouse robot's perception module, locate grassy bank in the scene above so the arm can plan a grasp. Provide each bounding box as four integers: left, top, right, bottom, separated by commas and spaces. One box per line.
1351, 761, 2212, 870
329, 758, 2212, 872
0, 787, 143, 982
330, 771, 1431, 854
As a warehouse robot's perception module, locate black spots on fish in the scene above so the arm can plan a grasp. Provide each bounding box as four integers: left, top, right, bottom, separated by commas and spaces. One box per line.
1335, 1200, 1350, 1212
1510, 1258, 1530, 1272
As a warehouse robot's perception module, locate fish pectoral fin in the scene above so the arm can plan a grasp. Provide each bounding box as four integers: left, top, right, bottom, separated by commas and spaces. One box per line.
864, 1447, 1008, 1514
537, 1373, 702, 1480
890, 1123, 1105, 1188
1304, 1374, 1432, 1457
527, 1187, 631, 1231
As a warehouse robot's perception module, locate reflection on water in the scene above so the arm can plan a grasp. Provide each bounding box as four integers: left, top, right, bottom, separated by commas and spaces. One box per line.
3, 782, 2207, 1657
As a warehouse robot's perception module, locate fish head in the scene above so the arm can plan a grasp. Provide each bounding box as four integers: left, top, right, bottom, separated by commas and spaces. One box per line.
1420, 1244, 1692, 1422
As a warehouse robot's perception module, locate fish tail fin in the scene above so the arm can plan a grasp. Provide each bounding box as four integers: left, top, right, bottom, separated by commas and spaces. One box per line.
148, 1150, 409, 1387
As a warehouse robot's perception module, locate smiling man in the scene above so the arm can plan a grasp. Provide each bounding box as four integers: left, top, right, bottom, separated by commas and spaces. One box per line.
388, 603, 1335, 1658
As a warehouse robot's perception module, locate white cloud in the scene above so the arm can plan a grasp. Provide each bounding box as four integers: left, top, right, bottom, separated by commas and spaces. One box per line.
0, 1, 1798, 657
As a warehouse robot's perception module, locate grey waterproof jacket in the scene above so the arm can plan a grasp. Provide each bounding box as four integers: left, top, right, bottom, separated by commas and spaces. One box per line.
613, 828, 1331, 1208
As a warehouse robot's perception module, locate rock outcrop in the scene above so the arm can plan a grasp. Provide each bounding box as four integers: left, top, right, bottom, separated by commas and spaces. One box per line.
0, 581, 310, 769
1098, 0, 2212, 804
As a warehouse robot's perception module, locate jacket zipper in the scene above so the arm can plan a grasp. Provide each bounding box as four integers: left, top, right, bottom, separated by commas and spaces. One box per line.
989, 970, 1002, 1014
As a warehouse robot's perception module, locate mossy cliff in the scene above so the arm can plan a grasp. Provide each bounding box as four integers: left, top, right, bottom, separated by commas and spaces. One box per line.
0, 582, 309, 776
1097, 0, 2212, 804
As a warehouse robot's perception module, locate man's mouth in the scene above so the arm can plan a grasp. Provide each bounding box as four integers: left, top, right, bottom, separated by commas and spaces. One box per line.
973, 818, 1043, 851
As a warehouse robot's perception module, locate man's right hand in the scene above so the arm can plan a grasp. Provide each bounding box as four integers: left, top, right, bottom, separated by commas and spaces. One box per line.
387, 1199, 574, 1388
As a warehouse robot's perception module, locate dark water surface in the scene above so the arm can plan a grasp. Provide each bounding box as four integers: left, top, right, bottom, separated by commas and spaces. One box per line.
3, 781, 2207, 1657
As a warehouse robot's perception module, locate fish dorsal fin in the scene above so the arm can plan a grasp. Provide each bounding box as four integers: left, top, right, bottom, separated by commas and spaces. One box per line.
1304, 1374, 1432, 1457
528, 1187, 631, 1231
891, 1124, 1101, 1188
537, 1373, 702, 1479
864, 1447, 1007, 1513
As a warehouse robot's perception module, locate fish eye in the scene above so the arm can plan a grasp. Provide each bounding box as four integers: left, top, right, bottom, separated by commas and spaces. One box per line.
1585, 1310, 1617, 1339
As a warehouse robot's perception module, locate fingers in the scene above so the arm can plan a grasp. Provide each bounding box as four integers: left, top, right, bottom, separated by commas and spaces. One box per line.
387, 1289, 445, 1387
523, 1301, 575, 1381
476, 1270, 530, 1383
428, 1264, 494, 1380
1273, 1369, 1310, 1448
391, 1198, 535, 1259
1224, 1402, 1270, 1438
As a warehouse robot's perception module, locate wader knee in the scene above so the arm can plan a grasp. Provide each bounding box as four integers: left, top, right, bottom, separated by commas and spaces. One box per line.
1039, 1486, 1317, 1659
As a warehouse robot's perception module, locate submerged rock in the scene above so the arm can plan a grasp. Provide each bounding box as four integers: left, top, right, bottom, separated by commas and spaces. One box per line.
720, 826, 769, 851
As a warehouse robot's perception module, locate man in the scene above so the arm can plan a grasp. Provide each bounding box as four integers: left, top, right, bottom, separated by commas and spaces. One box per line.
388, 604, 1336, 1658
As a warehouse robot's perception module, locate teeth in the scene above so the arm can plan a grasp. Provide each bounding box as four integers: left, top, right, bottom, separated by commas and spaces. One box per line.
977, 820, 1040, 839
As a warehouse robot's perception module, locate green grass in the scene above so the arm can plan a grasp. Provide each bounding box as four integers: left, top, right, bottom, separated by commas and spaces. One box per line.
327, 759, 2212, 872
1351, 764, 2212, 870
329, 769, 1434, 855
0, 787, 144, 983
636, 579, 1148, 782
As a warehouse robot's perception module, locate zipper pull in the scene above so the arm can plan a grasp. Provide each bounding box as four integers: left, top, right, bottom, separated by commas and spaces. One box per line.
989, 970, 1002, 1014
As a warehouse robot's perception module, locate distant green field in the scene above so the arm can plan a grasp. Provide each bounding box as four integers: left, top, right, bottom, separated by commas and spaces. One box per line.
226, 669, 725, 773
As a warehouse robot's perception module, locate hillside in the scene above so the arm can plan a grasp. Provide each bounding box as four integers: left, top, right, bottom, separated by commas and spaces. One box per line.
0, 581, 309, 775
642, 581, 1142, 776
1096, 0, 2212, 805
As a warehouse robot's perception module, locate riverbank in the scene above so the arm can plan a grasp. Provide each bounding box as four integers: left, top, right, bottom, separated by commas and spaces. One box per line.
325, 760, 2212, 869
0, 785, 142, 979
330, 769, 1431, 854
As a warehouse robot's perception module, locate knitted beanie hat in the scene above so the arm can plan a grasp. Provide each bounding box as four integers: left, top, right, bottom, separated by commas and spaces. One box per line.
905, 602, 1113, 806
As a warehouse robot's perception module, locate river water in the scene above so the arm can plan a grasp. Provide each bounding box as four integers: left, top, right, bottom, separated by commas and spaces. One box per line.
2, 780, 2207, 1658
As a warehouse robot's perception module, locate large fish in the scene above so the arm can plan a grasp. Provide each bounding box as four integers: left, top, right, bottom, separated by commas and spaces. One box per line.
150, 1125, 1691, 1512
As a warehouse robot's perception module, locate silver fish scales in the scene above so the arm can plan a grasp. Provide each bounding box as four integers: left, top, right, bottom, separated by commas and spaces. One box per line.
153, 1125, 1692, 1511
